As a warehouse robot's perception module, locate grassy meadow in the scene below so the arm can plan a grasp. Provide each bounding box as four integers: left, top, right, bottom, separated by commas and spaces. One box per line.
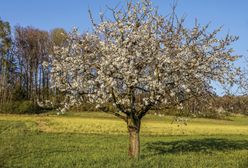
0, 112, 248, 168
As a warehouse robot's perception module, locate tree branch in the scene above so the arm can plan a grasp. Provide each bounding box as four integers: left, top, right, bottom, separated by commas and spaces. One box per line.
138, 103, 154, 119
111, 87, 129, 114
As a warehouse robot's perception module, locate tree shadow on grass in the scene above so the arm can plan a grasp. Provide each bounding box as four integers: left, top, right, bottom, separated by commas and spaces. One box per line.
145, 138, 248, 155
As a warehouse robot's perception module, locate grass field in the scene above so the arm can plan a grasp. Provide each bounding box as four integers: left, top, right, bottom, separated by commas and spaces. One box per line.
0, 112, 248, 168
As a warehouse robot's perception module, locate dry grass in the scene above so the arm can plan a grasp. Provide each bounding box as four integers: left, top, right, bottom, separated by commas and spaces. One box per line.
0, 112, 248, 135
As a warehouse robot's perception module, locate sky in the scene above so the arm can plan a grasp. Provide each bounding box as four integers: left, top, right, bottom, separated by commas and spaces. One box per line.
1, 0, 248, 95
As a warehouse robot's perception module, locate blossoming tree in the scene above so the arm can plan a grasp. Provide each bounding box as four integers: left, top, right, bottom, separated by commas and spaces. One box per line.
49, 0, 240, 158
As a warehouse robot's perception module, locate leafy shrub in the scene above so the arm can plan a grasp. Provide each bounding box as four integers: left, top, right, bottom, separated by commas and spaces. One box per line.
0, 102, 18, 113
0, 101, 44, 114
17, 101, 43, 114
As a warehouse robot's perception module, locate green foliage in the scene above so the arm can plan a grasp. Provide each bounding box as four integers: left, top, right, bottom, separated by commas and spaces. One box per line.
0, 113, 248, 167
17, 101, 39, 114
50, 28, 67, 46
0, 102, 17, 113
0, 101, 44, 114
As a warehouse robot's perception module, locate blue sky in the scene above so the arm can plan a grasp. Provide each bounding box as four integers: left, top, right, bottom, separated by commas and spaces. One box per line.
1, 0, 248, 94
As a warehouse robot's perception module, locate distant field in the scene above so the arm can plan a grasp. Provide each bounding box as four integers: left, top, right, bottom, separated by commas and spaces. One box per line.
0, 112, 248, 168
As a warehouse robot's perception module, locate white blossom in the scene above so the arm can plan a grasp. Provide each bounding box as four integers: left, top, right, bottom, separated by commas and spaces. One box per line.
49, 0, 240, 119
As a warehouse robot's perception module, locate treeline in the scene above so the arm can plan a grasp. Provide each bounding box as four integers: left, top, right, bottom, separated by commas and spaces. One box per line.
0, 18, 67, 113
156, 95, 248, 119
0, 18, 247, 116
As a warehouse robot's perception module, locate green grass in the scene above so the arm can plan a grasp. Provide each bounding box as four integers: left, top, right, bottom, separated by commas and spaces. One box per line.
0, 112, 248, 168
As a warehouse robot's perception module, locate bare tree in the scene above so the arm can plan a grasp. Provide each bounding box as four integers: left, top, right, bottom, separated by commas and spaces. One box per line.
0, 18, 13, 104
15, 26, 51, 102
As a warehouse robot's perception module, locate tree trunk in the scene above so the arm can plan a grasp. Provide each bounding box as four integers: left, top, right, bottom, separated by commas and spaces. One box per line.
127, 114, 141, 159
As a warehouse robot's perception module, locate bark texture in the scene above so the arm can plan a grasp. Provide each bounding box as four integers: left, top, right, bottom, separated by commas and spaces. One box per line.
127, 114, 141, 158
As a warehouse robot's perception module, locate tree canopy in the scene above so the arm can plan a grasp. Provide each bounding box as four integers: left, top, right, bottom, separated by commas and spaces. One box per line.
48, 0, 241, 158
